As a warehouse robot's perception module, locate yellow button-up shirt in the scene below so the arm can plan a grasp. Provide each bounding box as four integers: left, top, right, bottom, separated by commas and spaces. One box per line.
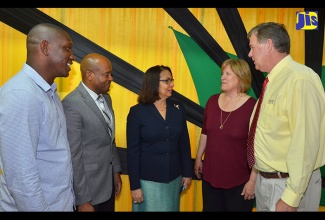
252, 55, 325, 207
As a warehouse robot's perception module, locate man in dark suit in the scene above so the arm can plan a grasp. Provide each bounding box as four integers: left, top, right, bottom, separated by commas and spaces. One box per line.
62, 53, 122, 212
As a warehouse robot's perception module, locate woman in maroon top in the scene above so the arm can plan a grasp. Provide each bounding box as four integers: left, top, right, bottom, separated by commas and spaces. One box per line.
194, 59, 257, 212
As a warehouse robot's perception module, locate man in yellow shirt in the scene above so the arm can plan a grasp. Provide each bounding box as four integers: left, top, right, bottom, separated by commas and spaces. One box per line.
247, 22, 325, 211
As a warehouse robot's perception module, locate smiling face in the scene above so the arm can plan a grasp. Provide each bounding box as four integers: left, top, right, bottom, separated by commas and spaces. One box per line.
81, 53, 113, 95
26, 23, 76, 84
158, 69, 174, 100
47, 31, 75, 78
221, 64, 240, 93
89, 58, 113, 95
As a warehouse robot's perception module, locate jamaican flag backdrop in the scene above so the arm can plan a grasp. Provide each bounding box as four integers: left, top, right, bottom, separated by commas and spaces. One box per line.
171, 24, 325, 209
170, 26, 225, 107
0, 8, 324, 211
170, 26, 257, 107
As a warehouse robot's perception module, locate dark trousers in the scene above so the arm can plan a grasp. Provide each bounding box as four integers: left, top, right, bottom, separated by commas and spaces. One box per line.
75, 178, 116, 212
74, 190, 115, 212
93, 181, 116, 212
202, 179, 254, 212
93, 193, 115, 212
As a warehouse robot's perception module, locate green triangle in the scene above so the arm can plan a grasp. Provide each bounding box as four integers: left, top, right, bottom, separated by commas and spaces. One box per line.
171, 28, 257, 106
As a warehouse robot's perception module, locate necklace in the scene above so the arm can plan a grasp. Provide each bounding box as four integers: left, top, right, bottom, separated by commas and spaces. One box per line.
154, 102, 167, 111
220, 94, 242, 129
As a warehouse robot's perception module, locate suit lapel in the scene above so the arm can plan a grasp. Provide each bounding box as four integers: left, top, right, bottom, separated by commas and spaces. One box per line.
77, 83, 110, 134
166, 99, 179, 124
147, 103, 167, 124
147, 99, 177, 125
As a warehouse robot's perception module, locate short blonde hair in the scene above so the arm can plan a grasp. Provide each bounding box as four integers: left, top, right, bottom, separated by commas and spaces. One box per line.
221, 59, 252, 93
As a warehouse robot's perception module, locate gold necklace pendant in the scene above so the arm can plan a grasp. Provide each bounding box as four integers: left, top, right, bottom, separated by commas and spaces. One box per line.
219, 93, 242, 129
220, 110, 232, 129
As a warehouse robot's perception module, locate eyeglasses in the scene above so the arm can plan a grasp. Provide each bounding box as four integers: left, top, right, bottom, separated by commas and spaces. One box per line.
159, 78, 174, 85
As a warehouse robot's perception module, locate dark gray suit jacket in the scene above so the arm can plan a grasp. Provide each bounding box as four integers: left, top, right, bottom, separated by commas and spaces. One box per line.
62, 82, 121, 206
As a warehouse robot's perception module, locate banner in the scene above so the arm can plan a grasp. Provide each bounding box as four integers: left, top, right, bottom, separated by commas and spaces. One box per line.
171, 28, 257, 108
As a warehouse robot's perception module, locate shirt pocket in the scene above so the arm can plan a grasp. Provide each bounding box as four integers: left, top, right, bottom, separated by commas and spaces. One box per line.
260, 97, 275, 130
84, 163, 98, 172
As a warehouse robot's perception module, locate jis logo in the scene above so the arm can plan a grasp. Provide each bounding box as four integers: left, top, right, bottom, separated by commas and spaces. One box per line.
296, 11, 318, 30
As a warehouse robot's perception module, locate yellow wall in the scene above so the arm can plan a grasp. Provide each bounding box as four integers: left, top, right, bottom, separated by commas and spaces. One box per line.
1, 8, 323, 211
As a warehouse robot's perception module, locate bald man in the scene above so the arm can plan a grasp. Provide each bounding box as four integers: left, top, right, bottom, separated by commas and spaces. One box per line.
0, 23, 75, 211
62, 53, 122, 212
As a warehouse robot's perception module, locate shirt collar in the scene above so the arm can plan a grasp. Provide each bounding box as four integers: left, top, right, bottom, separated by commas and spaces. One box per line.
267, 55, 292, 82
81, 82, 99, 101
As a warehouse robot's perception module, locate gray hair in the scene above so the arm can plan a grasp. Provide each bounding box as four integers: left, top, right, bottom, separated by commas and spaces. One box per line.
247, 22, 290, 54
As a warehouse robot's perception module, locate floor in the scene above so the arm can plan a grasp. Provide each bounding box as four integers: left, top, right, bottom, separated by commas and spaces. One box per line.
252, 206, 325, 212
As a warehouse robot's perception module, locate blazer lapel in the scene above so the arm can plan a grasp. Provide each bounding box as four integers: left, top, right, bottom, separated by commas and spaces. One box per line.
77, 83, 110, 133
148, 103, 167, 124
165, 99, 178, 124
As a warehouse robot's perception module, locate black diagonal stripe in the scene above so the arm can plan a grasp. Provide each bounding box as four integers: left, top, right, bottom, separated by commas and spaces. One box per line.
0, 8, 203, 127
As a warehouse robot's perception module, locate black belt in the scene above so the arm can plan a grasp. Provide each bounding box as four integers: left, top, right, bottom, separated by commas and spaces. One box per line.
259, 171, 289, 179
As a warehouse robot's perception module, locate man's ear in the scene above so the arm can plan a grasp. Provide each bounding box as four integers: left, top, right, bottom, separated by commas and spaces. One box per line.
40, 40, 49, 56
